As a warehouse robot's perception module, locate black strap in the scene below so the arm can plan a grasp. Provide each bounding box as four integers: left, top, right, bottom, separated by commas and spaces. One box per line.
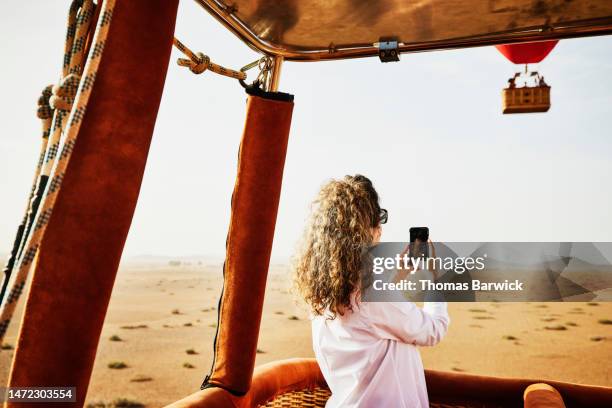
245, 86, 294, 102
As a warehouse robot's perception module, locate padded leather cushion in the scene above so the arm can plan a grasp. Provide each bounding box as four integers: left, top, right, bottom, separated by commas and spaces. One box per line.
524, 383, 566, 408
203, 92, 294, 395
8, 1, 179, 406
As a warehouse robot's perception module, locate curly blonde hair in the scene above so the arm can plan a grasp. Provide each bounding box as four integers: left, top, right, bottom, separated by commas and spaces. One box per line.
293, 175, 382, 318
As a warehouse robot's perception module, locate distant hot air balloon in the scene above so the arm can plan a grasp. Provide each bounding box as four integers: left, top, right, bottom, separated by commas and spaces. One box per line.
496, 41, 558, 114
496, 40, 558, 64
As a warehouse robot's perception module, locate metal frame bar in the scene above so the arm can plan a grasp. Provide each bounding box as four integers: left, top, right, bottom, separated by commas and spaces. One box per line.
194, 0, 612, 62
268, 56, 283, 92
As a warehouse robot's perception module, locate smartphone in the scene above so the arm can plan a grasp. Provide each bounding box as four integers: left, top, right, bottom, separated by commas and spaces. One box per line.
409, 227, 429, 258
410, 227, 429, 243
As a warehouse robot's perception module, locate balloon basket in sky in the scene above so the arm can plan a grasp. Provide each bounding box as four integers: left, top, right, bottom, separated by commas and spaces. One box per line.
1, 1, 612, 408
496, 41, 557, 114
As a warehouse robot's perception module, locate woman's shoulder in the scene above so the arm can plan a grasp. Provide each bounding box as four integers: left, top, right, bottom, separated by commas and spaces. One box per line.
357, 300, 419, 321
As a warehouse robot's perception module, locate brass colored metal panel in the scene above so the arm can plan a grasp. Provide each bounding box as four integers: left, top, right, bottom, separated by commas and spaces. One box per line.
195, 0, 612, 61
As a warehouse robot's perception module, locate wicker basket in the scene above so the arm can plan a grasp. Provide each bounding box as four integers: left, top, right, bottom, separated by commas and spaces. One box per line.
259, 386, 331, 407
259, 386, 502, 408
502, 85, 550, 114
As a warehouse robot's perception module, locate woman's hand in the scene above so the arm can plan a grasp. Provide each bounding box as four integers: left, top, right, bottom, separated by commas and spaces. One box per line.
427, 239, 438, 281
392, 244, 414, 282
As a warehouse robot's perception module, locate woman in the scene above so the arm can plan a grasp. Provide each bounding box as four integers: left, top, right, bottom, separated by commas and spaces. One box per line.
293, 175, 449, 408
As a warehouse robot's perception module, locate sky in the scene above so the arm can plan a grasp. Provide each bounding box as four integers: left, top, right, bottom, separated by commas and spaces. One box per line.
1, 2, 611, 262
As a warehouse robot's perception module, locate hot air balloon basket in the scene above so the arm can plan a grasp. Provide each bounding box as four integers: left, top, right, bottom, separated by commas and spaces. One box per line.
502, 85, 551, 114
502, 69, 551, 114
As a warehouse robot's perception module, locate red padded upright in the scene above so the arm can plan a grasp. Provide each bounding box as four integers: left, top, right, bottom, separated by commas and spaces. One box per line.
203, 89, 294, 395
7, 1, 179, 406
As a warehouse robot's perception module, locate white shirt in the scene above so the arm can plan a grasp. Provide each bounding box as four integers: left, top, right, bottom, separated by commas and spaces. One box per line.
312, 299, 449, 408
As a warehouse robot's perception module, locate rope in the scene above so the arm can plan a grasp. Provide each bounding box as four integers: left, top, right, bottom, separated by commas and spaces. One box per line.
173, 38, 247, 80
0, 0, 117, 343
13, 0, 95, 265
0, 86, 55, 305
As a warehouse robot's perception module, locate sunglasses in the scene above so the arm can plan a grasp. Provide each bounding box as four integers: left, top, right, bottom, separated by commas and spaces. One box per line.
379, 208, 388, 225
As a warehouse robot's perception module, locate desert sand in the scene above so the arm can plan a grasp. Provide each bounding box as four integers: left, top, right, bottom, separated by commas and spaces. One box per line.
0, 261, 610, 407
